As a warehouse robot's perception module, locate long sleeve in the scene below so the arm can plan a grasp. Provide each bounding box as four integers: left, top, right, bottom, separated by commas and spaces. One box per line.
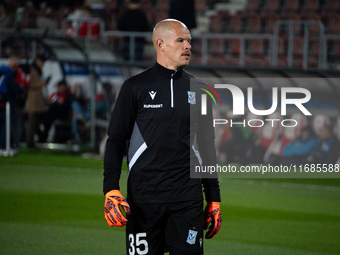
103, 81, 137, 194
197, 97, 221, 202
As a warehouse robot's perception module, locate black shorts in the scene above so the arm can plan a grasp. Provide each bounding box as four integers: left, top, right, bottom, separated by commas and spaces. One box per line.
126, 198, 204, 255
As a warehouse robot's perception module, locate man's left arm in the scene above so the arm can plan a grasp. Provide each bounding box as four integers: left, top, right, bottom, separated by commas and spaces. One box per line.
196, 96, 222, 239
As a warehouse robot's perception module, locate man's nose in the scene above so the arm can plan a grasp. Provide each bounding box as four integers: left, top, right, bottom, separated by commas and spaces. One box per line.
184, 40, 191, 50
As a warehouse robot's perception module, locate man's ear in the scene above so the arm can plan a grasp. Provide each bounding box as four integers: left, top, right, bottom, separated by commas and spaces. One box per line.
157, 39, 165, 52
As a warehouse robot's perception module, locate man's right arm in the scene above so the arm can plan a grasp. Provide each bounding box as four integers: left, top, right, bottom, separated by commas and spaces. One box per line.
103, 81, 137, 194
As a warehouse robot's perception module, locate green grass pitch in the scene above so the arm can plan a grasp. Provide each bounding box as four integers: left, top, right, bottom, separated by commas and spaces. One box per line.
1, 149, 340, 255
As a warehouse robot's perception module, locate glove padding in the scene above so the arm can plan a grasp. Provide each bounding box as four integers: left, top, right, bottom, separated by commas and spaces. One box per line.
104, 190, 130, 227
204, 202, 222, 239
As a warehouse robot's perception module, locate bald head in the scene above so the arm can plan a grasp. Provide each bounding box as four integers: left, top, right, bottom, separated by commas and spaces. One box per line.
152, 19, 192, 70
152, 19, 188, 50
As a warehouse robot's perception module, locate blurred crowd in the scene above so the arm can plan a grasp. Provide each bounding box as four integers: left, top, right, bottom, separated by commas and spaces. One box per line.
0, 0, 199, 30
0, 0, 199, 60
215, 112, 340, 166
0, 54, 116, 155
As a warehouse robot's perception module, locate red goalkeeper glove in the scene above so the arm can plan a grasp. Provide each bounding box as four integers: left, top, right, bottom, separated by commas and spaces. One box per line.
104, 190, 130, 227
204, 202, 222, 239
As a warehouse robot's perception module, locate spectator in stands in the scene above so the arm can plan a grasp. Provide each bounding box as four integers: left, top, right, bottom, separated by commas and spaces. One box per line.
66, 2, 86, 36
169, 0, 197, 30
307, 126, 340, 164
117, 0, 150, 60
25, 54, 48, 148
281, 126, 318, 165
0, 55, 24, 153
94, 82, 114, 119
66, 5, 100, 39
0, 2, 15, 28
78, 6, 100, 39
36, 7, 58, 33
218, 117, 253, 164
71, 83, 90, 143
70, 82, 114, 143
12, 64, 31, 149
41, 80, 74, 142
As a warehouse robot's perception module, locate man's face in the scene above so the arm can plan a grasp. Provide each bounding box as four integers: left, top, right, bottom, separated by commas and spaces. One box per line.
163, 24, 191, 70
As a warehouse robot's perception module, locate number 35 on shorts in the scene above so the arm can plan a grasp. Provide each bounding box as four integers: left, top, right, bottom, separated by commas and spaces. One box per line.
129, 233, 149, 255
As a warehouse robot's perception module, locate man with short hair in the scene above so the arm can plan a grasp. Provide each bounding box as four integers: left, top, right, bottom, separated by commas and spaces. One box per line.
0, 55, 23, 152
103, 19, 221, 255
307, 126, 340, 164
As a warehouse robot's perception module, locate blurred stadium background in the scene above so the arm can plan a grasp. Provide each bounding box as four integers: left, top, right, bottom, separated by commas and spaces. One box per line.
0, 0, 340, 254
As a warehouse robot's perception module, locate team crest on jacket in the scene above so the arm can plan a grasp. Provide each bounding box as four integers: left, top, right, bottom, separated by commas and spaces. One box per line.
186, 229, 198, 245
188, 91, 196, 104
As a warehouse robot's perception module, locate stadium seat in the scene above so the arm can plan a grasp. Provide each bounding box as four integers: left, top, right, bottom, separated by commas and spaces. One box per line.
223, 40, 231, 55
334, 40, 340, 58
210, 15, 222, 33
293, 37, 304, 57
267, 14, 280, 33
305, 0, 319, 11
306, 14, 322, 35
224, 55, 241, 66
277, 56, 288, 67
312, 114, 330, 134
259, 16, 268, 33
250, 39, 264, 56
278, 0, 288, 11
249, 15, 261, 33
278, 38, 288, 57
287, 13, 301, 35
208, 55, 227, 65
308, 56, 318, 67
258, 0, 268, 11
230, 15, 241, 33
241, 16, 249, 33
231, 39, 241, 56
329, 14, 340, 34
208, 39, 224, 55
309, 38, 320, 57
220, 11, 231, 32
326, 0, 340, 10
247, 0, 260, 12
286, 0, 299, 11
191, 38, 202, 55
267, 0, 279, 12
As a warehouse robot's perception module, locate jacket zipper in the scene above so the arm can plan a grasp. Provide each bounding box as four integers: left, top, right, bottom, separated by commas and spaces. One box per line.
170, 71, 177, 108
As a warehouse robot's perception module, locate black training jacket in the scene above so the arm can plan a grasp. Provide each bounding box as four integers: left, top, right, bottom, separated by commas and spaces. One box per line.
103, 62, 220, 203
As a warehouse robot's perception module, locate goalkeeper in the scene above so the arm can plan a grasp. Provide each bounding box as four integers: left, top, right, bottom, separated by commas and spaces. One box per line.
103, 19, 221, 255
